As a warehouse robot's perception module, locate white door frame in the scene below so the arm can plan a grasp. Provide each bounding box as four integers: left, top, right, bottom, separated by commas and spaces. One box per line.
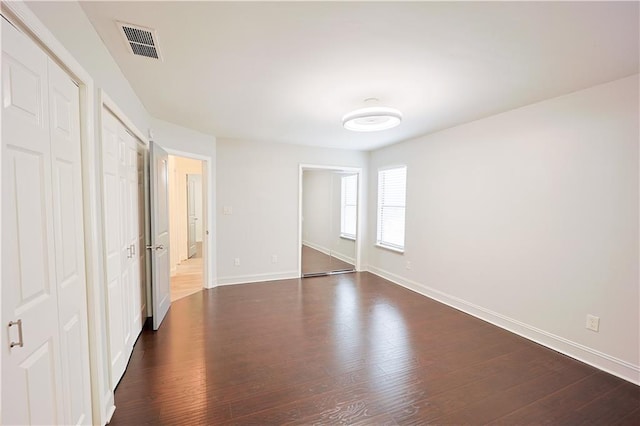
298, 164, 364, 277
164, 149, 214, 289
0, 2, 111, 424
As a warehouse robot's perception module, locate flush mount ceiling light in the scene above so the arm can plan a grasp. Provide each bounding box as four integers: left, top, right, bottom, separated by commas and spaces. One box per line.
342, 100, 402, 132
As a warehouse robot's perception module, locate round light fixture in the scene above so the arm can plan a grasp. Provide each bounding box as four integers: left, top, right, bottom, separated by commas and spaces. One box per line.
342, 105, 402, 132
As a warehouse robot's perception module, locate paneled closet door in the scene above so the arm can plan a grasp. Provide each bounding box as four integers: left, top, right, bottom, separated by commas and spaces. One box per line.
125, 131, 142, 337
101, 107, 146, 388
137, 148, 148, 322
102, 109, 127, 384
1, 20, 91, 425
118, 125, 133, 355
48, 53, 92, 426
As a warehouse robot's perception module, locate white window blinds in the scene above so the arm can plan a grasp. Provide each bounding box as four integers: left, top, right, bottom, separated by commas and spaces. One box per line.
377, 166, 407, 251
341, 174, 358, 239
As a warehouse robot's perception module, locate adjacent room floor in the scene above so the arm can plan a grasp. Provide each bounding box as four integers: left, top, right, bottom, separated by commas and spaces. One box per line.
110, 272, 639, 425
170, 242, 203, 302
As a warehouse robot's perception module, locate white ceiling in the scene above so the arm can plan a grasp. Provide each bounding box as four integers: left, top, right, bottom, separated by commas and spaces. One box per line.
80, 1, 639, 151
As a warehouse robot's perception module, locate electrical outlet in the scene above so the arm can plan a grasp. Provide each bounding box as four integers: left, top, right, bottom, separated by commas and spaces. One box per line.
223, 206, 233, 215
405, 261, 412, 270
586, 314, 600, 332
271, 255, 278, 264
234, 258, 240, 266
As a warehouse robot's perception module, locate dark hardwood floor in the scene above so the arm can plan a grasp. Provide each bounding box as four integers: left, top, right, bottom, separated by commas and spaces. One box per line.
301, 245, 355, 275
109, 272, 639, 425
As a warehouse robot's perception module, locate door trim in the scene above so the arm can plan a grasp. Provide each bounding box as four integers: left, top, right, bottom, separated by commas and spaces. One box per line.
298, 164, 364, 278
0, 1, 111, 424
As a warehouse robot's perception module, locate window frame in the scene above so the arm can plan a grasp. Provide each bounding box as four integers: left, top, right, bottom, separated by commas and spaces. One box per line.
340, 174, 358, 240
376, 165, 407, 253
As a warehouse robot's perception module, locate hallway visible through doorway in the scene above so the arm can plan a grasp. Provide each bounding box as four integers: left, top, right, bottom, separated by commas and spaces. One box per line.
168, 155, 205, 301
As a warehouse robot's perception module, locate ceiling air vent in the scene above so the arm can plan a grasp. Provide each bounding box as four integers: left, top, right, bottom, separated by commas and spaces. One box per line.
117, 21, 162, 60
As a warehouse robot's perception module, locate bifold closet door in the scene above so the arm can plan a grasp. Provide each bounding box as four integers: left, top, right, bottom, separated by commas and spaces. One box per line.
101, 107, 146, 387
102, 109, 128, 385
1, 19, 92, 425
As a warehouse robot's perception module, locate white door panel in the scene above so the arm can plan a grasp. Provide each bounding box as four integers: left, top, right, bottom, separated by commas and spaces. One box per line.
137, 150, 148, 321
101, 108, 146, 388
2, 20, 64, 425
106, 275, 125, 381
127, 133, 142, 334
150, 142, 171, 330
2, 19, 90, 425
48, 55, 92, 425
20, 341, 59, 425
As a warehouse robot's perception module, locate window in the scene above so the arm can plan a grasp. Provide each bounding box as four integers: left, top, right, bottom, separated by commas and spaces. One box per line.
340, 174, 358, 239
377, 166, 407, 251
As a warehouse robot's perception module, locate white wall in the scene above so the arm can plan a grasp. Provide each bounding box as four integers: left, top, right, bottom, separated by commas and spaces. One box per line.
367, 75, 639, 383
217, 139, 367, 284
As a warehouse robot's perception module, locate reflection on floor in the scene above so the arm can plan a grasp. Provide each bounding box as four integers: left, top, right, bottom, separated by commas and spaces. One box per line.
301, 245, 354, 275
170, 242, 203, 302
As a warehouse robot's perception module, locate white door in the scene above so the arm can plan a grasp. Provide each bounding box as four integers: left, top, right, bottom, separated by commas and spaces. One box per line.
150, 141, 171, 330
2, 19, 91, 425
101, 109, 127, 384
118, 124, 133, 358
124, 131, 141, 341
187, 174, 198, 258
101, 109, 146, 387
48, 49, 92, 426
136, 146, 148, 327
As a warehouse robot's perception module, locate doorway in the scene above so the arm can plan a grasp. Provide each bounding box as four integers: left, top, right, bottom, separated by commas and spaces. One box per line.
168, 155, 205, 301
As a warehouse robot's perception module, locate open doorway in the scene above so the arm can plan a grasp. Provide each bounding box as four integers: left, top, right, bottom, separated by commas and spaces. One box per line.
168, 155, 205, 301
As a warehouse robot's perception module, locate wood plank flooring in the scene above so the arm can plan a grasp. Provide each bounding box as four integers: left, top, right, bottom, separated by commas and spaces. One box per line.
109, 272, 639, 425
170, 243, 203, 302
301, 245, 354, 275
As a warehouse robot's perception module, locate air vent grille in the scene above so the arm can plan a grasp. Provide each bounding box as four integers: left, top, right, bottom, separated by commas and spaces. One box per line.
117, 21, 162, 60
130, 42, 159, 59
122, 26, 155, 46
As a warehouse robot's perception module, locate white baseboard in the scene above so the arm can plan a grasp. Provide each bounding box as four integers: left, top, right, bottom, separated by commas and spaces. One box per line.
302, 241, 355, 265
366, 265, 640, 385
216, 270, 300, 286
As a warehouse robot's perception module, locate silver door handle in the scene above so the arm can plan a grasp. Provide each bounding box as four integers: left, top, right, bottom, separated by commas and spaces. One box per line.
127, 246, 132, 258
9, 319, 23, 348
131, 244, 136, 255
146, 244, 164, 250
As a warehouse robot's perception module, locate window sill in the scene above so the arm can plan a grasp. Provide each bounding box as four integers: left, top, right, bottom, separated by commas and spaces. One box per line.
375, 243, 404, 254
340, 234, 356, 241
